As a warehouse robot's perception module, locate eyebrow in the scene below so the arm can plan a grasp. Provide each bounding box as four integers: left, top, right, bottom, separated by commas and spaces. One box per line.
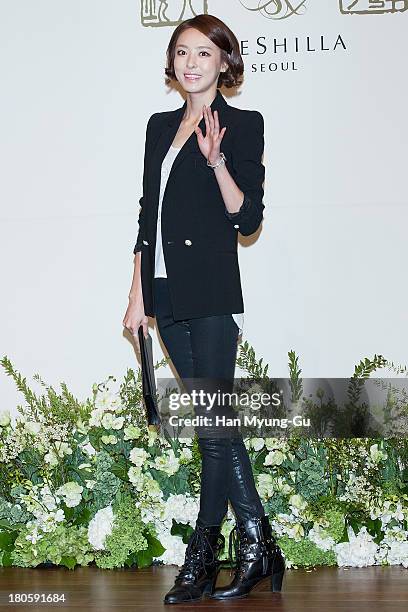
176, 44, 212, 50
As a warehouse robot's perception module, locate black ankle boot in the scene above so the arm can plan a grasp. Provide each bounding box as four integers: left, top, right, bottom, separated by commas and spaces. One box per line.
163, 523, 225, 604
210, 515, 285, 599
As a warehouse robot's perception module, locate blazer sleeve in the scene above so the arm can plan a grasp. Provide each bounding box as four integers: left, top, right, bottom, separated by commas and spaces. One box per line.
225, 110, 265, 236
133, 114, 156, 254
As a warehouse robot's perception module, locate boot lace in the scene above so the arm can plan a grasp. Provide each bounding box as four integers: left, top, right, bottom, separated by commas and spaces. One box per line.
175, 528, 222, 582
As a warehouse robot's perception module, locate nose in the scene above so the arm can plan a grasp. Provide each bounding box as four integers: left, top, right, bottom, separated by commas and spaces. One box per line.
186, 55, 198, 69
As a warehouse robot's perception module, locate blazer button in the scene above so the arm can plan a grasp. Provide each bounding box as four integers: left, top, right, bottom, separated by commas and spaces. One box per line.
234, 224, 239, 229
142, 240, 149, 245
184, 239, 192, 246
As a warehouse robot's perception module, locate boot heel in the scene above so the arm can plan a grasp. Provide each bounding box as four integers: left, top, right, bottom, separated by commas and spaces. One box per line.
270, 568, 284, 592
203, 570, 219, 595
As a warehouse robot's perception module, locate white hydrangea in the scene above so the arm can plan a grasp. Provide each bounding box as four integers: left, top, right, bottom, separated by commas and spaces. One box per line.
153, 525, 187, 566
87, 505, 115, 550
162, 494, 199, 526
369, 443, 387, 465
334, 526, 379, 567
384, 538, 408, 567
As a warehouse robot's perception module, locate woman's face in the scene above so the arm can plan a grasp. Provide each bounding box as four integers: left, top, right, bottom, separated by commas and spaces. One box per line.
173, 28, 228, 94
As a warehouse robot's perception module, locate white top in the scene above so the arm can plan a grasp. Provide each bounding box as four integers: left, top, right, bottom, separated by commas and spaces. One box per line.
154, 144, 244, 337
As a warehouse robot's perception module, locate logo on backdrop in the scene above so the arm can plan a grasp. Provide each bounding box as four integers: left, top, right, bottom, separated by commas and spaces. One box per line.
238, 1, 307, 19
141, 0, 209, 26
339, 0, 407, 14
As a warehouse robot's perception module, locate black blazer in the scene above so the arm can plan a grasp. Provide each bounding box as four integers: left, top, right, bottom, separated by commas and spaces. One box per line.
133, 89, 265, 320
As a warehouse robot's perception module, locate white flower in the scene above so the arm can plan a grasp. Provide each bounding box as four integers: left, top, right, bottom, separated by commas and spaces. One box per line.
370, 443, 387, 464
256, 473, 274, 500
154, 449, 180, 476
130, 447, 149, 466
124, 425, 142, 440
87, 505, 114, 550
153, 528, 186, 565
0, 411, 11, 427
334, 526, 379, 567
81, 441, 96, 456
44, 442, 72, 467
39, 485, 59, 511
128, 466, 144, 489
25, 526, 43, 544
162, 494, 199, 526
24, 421, 41, 435
264, 450, 285, 466
251, 438, 265, 451
101, 412, 125, 431
89, 408, 104, 427
147, 429, 158, 446
179, 447, 192, 461
289, 494, 308, 512
56, 481, 83, 508
94, 389, 121, 412
85, 479, 96, 490
308, 525, 336, 552
101, 434, 117, 445
385, 539, 408, 567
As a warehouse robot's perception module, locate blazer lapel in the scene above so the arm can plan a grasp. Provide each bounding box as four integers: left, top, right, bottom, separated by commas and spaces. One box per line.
148, 89, 230, 216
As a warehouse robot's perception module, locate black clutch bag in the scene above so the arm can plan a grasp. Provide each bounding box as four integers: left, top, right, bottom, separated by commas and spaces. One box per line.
137, 326, 161, 427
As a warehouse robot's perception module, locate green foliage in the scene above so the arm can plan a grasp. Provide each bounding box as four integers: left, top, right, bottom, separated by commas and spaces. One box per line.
10, 524, 94, 568
278, 535, 337, 567
1, 351, 408, 570
187, 435, 202, 495
288, 350, 303, 402
94, 494, 150, 569
236, 341, 269, 378
0, 355, 91, 430
170, 519, 194, 544
296, 457, 328, 502
89, 451, 120, 513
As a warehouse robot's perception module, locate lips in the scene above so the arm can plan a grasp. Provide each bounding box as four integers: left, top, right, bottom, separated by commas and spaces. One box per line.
184, 74, 201, 80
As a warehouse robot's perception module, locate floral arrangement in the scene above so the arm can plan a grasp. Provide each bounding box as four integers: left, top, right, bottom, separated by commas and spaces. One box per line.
0, 345, 407, 570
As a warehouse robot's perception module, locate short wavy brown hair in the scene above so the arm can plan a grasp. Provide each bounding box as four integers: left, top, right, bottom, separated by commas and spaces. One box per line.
164, 14, 244, 89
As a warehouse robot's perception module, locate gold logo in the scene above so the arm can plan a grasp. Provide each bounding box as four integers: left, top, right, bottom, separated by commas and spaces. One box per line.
339, 0, 408, 13
141, 0, 209, 27
238, 1, 307, 20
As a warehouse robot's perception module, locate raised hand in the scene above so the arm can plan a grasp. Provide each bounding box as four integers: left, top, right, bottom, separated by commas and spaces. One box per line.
195, 105, 227, 165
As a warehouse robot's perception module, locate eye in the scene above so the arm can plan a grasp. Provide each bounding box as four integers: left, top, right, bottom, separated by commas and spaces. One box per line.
176, 50, 210, 56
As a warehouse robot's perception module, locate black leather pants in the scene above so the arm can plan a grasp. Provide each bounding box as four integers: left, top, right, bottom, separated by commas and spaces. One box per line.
153, 278, 265, 525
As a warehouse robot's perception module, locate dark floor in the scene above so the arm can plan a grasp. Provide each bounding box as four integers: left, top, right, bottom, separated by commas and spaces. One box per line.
1, 565, 408, 611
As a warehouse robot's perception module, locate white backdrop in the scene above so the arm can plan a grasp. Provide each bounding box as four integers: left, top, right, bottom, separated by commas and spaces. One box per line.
1, 1, 407, 414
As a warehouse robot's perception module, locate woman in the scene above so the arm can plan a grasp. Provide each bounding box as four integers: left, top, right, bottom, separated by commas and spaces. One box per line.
123, 13, 285, 604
